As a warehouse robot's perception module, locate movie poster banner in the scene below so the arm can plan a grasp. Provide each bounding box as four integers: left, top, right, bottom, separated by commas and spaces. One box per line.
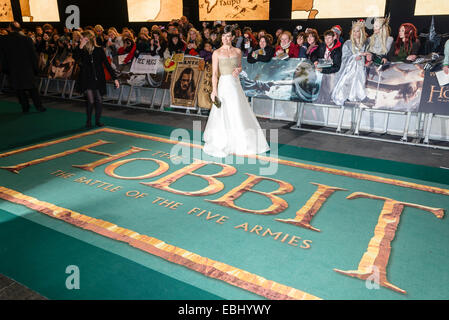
0, 0, 14, 22
199, 0, 270, 21
197, 62, 213, 110
240, 58, 323, 103
170, 56, 203, 108
241, 58, 428, 112
127, 0, 183, 22
419, 68, 449, 116
362, 62, 424, 112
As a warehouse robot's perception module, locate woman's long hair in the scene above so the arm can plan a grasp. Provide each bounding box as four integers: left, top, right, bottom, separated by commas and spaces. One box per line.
107, 27, 119, 39
81, 30, 99, 54
369, 17, 391, 54
394, 23, 418, 56
168, 34, 185, 54
186, 28, 203, 47
350, 20, 367, 53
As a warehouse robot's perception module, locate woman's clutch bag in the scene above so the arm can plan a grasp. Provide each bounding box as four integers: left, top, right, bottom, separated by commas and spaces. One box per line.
214, 96, 222, 108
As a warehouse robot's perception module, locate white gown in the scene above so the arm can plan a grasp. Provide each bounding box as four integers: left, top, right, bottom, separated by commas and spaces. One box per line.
203, 57, 270, 158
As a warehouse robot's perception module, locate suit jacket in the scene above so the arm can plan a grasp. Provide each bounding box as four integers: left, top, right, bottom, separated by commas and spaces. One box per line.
0, 32, 39, 90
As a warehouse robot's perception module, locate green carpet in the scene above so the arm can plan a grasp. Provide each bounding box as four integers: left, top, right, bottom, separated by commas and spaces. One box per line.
0, 100, 448, 300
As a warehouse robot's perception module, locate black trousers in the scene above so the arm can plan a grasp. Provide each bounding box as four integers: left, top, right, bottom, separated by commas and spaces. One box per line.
85, 89, 103, 124
16, 88, 44, 112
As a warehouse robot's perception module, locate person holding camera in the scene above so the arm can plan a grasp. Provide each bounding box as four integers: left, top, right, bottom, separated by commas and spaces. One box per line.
135, 32, 151, 57
185, 28, 203, 56
240, 27, 257, 57
149, 30, 166, 58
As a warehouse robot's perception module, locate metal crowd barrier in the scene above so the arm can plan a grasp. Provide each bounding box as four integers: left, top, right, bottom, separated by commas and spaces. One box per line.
1, 74, 448, 151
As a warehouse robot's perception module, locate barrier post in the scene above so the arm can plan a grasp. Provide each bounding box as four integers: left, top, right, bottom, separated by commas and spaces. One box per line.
354, 106, 365, 135
294, 102, 305, 128
336, 106, 345, 133
150, 88, 157, 109
126, 85, 134, 105
37, 77, 44, 93
160, 89, 167, 111
424, 113, 434, 144
401, 112, 412, 142
43, 78, 50, 96
62, 79, 69, 98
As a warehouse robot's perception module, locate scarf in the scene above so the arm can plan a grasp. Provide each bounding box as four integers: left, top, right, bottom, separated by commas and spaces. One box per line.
324, 39, 342, 60
281, 41, 292, 51
306, 44, 318, 55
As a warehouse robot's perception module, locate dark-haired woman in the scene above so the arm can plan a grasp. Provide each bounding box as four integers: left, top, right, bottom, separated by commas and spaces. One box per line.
73, 30, 120, 128
386, 23, 420, 63
168, 34, 186, 56
247, 35, 274, 63
203, 25, 269, 158
296, 32, 308, 59
305, 29, 321, 62
150, 30, 167, 58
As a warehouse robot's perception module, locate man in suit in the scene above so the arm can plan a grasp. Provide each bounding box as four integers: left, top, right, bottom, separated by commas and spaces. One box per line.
0, 21, 46, 113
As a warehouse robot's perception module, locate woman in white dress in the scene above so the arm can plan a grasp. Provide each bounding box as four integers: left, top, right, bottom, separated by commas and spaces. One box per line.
331, 20, 368, 106
203, 25, 270, 158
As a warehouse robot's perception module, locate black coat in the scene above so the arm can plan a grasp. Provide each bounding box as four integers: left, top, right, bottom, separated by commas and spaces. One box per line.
316, 41, 342, 74
247, 46, 275, 63
73, 46, 117, 95
0, 32, 39, 90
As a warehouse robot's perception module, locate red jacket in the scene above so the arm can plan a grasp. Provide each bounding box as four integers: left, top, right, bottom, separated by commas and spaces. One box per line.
274, 42, 299, 58
118, 43, 137, 64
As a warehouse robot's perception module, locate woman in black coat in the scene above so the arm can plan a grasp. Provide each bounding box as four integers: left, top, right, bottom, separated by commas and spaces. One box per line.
247, 35, 275, 64
73, 30, 119, 128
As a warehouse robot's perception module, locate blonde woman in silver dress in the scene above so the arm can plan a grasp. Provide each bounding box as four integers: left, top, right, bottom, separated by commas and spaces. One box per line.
203, 25, 270, 158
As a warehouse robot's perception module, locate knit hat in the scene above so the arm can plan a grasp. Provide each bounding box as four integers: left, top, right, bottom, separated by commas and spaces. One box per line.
332, 25, 342, 37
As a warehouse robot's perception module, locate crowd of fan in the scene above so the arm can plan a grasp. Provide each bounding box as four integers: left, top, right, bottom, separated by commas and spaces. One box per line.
1, 15, 448, 75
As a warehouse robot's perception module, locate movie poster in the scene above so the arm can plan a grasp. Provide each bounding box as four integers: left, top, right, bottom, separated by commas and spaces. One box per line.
240, 58, 323, 102
0, 0, 13, 22
20, 0, 60, 22
170, 56, 202, 108
291, 0, 386, 19
419, 68, 449, 116
363, 63, 425, 112
127, 0, 183, 22
415, 0, 449, 16
199, 0, 270, 21
48, 54, 76, 79
197, 62, 213, 109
